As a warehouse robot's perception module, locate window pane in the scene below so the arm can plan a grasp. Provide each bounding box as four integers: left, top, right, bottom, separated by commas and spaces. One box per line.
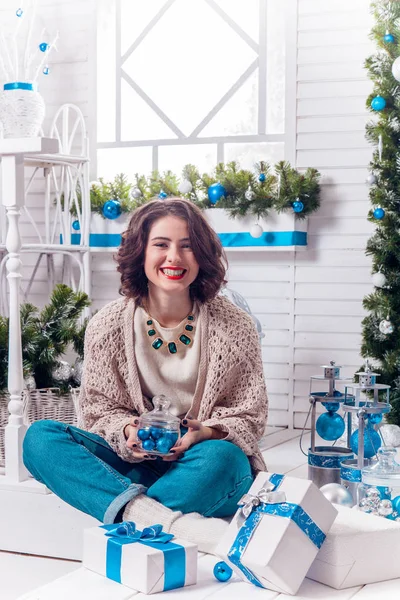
120, 0, 167, 56
97, 147, 152, 181
97, 0, 116, 142
215, 0, 259, 43
266, 0, 285, 134
158, 145, 217, 176
225, 142, 284, 169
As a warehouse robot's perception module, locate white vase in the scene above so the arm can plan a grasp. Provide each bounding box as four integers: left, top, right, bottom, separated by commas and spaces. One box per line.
0, 82, 45, 138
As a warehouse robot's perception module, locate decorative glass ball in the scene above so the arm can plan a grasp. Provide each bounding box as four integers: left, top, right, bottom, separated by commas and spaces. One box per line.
39, 42, 49, 52
158, 190, 168, 199
43, 66, 50, 75
379, 319, 394, 335
245, 186, 254, 201
178, 180, 193, 194
258, 173, 266, 182
366, 174, 377, 185
316, 412, 345, 441
72, 220, 80, 231
208, 182, 226, 205
371, 96, 386, 111
372, 272, 386, 288
213, 561, 233, 582
368, 413, 383, 425
373, 207, 385, 220
142, 438, 156, 452
129, 187, 142, 199
250, 223, 263, 239
321, 401, 340, 413
137, 429, 151, 441
51, 360, 72, 383
292, 200, 304, 213
378, 499, 393, 517
350, 428, 382, 458
102, 199, 122, 220
16, 8, 23, 17
392, 56, 400, 82
384, 33, 395, 43
392, 496, 400, 514
320, 483, 353, 507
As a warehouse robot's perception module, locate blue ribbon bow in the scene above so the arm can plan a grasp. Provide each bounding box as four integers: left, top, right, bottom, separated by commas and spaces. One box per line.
100, 521, 186, 591
227, 473, 326, 589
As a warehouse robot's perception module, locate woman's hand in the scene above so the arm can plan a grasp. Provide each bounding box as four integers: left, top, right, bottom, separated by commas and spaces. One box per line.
162, 418, 224, 462
124, 417, 156, 460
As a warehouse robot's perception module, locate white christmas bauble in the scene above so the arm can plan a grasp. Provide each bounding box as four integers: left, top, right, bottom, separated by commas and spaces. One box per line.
372, 272, 386, 288
392, 56, 400, 82
178, 180, 193, 194
129, 187, 142, 199
24, 375, 36, 390
245, 186, 254, 201
89, 181, 102, 189
379, 424, 400, 447
250, 223, 263, 238
366, 174, 377, 185
51, 360, 72, 382
378, 499, 393, 517
379, 319, 394, 335
320, 483, 354, 507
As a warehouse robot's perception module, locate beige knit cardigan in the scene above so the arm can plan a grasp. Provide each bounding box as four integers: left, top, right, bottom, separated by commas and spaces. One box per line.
78, 295, 268, 473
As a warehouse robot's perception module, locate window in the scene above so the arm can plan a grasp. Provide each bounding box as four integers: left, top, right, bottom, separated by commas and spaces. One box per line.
96, 0, 287, 180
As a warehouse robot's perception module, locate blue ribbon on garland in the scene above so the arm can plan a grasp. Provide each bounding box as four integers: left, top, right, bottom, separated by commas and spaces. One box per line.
100, 522, 186, 591
4, 82, 37, 91
227, 473, 326, 589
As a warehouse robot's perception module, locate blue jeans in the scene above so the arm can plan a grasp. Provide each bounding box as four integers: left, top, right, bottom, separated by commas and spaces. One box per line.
23, 420, 253, 523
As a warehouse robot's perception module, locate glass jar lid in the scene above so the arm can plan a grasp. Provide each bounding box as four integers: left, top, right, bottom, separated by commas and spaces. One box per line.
362, 447, 400, 486
140, 394, 180, 430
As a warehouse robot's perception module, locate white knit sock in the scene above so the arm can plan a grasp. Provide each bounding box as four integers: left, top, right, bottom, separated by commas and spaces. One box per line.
122, 494, 229, 554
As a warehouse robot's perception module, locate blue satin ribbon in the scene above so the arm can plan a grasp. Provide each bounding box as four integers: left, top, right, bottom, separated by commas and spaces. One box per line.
100, 522, 186, 591
227, 473, 326, 589
67, 231, 307, 248
4, 81, 37, 91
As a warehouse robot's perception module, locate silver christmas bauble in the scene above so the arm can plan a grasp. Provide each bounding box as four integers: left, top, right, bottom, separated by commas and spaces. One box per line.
379, 319, 394, 335
378, 499, 393, 517
245, 186, 254, 201
24, 375, 36, 390
51, 360, 72, 383
320, 483, 354, 507
372, 272, 386, 288
366, 487, 381, 500
72, 358, 84, 386
129, 187, 142, 199
366, 174, 377, 185
379, 424, 400, 447
250, 223, 263, 239
392, 56, 400, 82
178, 180, 193, 194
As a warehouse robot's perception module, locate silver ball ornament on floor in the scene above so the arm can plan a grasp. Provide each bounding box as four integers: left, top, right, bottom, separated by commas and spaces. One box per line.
320, 483, 354, 507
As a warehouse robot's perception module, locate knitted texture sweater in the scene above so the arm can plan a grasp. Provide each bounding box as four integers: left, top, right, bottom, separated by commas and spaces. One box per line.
78, 295, 268, 473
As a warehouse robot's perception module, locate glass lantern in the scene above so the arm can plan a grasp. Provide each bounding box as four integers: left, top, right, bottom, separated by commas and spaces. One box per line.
136, 395, 181, 455
358, 447, 400, 520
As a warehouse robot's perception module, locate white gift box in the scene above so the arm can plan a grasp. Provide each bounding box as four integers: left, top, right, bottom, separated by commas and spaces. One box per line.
215, 472, 337, 595
83, 523, 197, 595
307, 505, 400, 589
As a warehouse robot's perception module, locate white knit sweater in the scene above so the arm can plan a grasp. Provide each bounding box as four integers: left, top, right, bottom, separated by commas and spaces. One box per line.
78, 295, 268, 473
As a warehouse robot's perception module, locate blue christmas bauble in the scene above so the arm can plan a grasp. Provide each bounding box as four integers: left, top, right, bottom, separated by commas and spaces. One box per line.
333, 390, 343, 397
72, 220, 80, 231
292, 201, 304, 213
39, 42, 49, 52
137, 428, 151, 441
102, 199, 122, 220
316, 412, 345, 441
142, 438, 156, 452
43, 66, 50, 75
213, 561, 233, 582
150, 427, 163, 440
208, 182, 226, 205
391, 495, 400, 514
371, 96, 386, 111
165, 432, 179, 447
155, 437, 173, 454
350, 428, 382, 458
16, 8, 23, 17
368, 413, 383, 425
322, 402, 340, 413
384, 33, 395, 43
373, 207, 385, 220
258, 173, 266, 182
158, 190, 168, 199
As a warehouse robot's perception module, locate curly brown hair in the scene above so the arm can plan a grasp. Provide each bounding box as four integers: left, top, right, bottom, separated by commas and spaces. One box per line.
116, 198, 227, 304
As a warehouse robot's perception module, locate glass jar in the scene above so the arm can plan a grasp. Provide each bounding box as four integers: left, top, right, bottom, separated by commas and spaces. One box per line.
358, 447, 400, 520
136, 395, 180, 455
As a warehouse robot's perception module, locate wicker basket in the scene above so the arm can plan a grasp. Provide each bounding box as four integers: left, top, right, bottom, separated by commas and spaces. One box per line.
0, 388, 79, 468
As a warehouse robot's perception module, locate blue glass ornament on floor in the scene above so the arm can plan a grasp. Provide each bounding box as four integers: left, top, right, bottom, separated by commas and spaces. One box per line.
213, 561, 233, 582
316, 412, 345, 441
384, 33, 395, 43
371, 96, 386, 111
208, 182, 226, 205
102, 199, 121, 220
158, 190, 168, 199
39, 42, 49, 52
350, 427, 382, 459
16, 8, 23, 17
258, 173, 266, 182
373, 207, 385, 220
72, 220, 80, 231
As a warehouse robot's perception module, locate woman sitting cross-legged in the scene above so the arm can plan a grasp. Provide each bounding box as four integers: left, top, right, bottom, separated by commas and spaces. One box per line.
23, 197, 268, 554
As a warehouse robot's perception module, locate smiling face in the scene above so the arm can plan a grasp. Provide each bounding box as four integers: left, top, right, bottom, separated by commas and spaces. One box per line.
144, 215, 200, 298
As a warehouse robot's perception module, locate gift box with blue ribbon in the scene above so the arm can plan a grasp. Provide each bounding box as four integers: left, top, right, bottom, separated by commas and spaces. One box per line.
215, 472, 337, 595
83, 521, 197, 594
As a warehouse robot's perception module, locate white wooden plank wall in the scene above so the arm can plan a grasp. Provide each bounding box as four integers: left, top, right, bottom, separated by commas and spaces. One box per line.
1, 0, 376, 429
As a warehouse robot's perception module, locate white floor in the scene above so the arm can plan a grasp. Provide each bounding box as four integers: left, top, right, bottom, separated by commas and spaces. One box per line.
1, 428, 399, 599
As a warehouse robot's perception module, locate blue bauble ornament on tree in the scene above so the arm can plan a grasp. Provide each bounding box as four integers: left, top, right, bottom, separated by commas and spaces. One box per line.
102, 199, 122, 220
16, 8, 23, 17
384, 33, 395, 43
373, 207, 385, 220
208, 182, 226, 205
316, 412, 345, 441
350, 427, 382, 458
72, 220, 80, 231
39, 42, 49, 52
292, 200, 304, 213
213, 561, 233, 582
258, 173, 266, 182
158, 190, 168, 199
371, 96, 386, 111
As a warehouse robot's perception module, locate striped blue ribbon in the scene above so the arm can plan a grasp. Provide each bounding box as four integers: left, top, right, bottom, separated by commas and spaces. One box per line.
4, 81, 37, 91
227, 473, 326, 589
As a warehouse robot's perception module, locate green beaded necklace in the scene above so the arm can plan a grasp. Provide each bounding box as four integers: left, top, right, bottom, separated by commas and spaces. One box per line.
145, 310, 195, 355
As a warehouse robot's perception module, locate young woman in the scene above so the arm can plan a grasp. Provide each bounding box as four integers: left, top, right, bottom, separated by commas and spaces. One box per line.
23, 198, 268, 553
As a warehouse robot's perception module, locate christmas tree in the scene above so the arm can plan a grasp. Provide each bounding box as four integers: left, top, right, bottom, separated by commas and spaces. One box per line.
362, 1, 400, 424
